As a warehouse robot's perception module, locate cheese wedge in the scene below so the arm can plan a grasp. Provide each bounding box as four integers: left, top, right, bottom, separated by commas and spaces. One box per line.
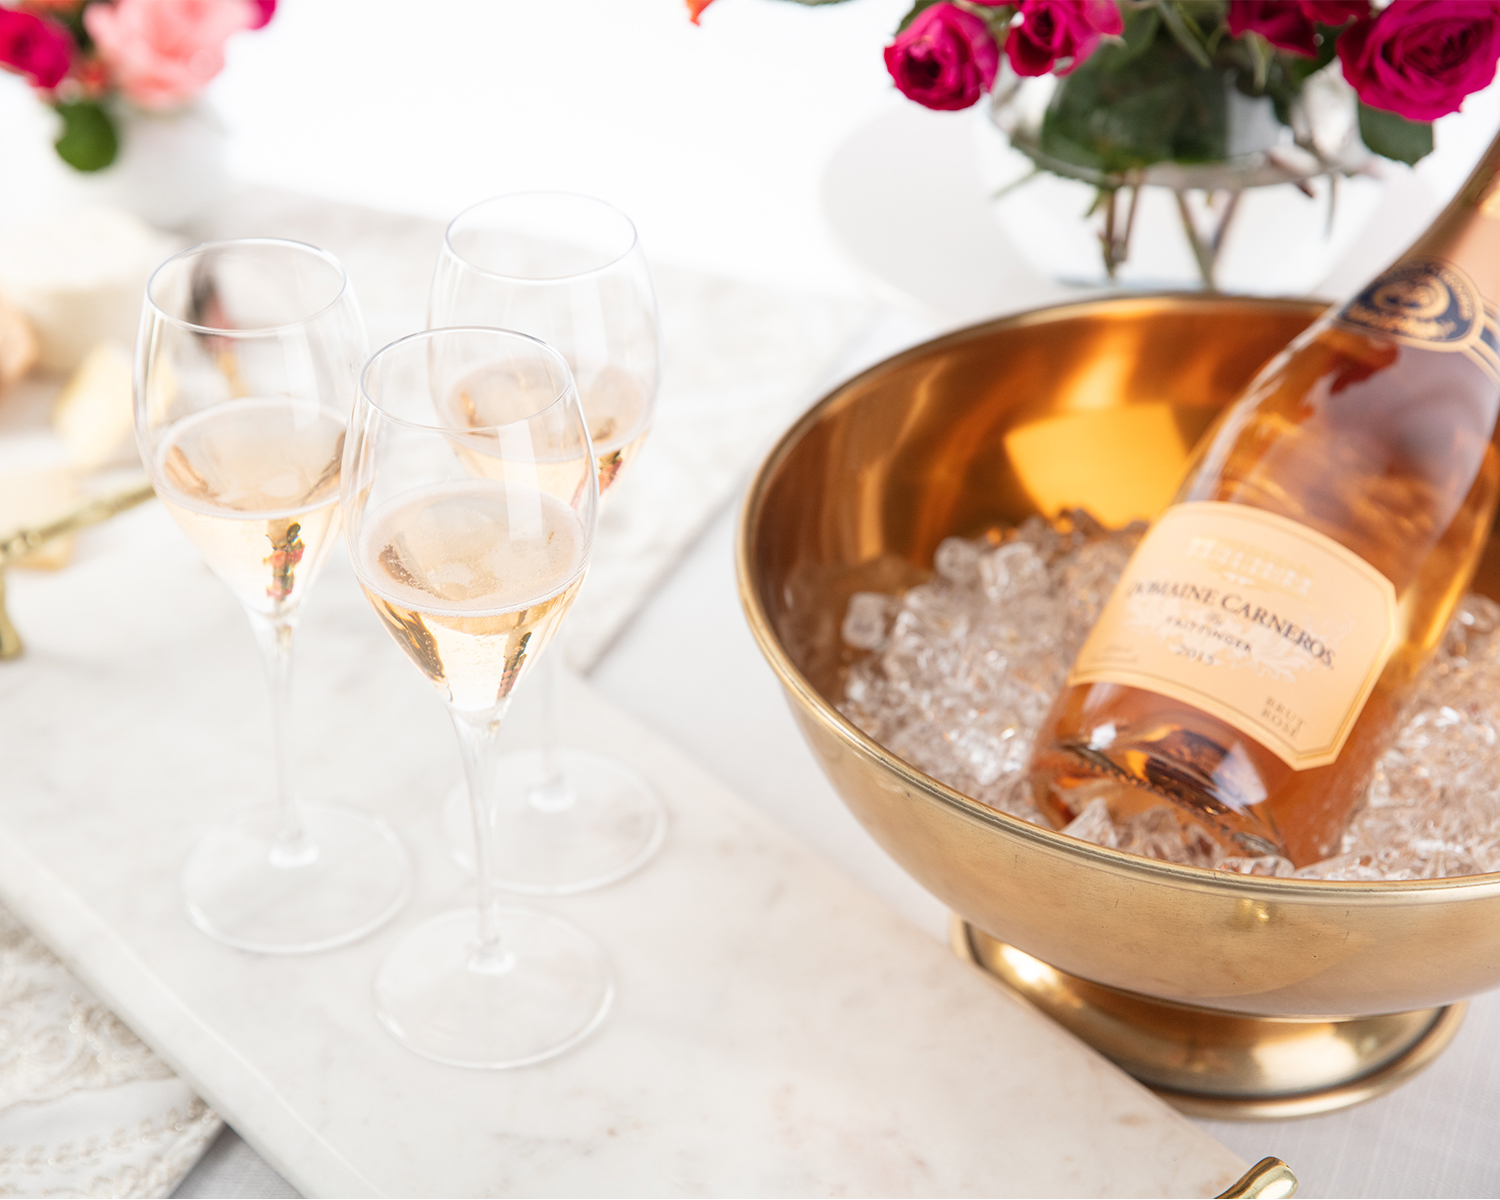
0, 207, 166, 374
52, 343, 138, 470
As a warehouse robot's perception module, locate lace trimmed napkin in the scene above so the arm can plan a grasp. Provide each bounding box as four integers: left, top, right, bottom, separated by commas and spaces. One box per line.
0, 905, 220, 1198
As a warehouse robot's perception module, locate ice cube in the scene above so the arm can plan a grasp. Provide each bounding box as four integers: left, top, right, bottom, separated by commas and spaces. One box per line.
979, 542, 1048, 601
842, 591, 895, 650
1115, 807, 1223, 869
1062, 798, 1117, 848
934, 537, 983, 586
1215, 855, 1295, 877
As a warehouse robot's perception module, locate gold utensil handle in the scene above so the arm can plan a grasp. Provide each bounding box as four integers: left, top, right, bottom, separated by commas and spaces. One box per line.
0, 476, 155, 566
0, 476, 156, 660
1218, 1157, 1297, 1199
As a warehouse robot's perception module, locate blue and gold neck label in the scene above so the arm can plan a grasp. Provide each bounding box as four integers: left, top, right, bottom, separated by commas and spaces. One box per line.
1336, 258, 1500, 382
1336, 259, 1483, 349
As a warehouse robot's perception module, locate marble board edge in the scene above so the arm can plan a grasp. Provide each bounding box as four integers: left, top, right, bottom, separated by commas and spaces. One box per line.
0, 825, 374, 1198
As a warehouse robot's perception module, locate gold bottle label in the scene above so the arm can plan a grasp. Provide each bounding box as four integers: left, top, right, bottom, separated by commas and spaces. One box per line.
1069, 502, 1399, 770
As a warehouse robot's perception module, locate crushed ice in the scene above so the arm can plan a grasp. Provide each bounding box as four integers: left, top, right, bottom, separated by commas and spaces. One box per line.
838, 512, 1500, 882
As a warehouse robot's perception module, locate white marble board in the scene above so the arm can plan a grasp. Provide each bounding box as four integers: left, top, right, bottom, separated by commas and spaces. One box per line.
0, 500, 1248, 1197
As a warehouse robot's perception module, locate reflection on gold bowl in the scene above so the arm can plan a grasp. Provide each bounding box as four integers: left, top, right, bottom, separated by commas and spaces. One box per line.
736, 295, 1500, 1119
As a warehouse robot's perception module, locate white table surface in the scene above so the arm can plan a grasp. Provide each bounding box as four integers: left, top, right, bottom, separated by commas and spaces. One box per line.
4, 2, 1500, 1194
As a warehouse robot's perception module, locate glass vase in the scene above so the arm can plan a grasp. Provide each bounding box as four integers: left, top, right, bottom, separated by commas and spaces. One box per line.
979, 65, 1384, 295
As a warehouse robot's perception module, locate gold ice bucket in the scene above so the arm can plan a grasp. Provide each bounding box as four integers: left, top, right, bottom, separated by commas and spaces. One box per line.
737, 295, 1500, 1119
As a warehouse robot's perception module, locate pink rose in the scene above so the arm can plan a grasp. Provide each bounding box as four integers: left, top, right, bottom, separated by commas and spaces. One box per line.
1226, 0, 1367, 58
84, 0, 254, 110
1338, 0, 1500, 122
1006, 0, 1123, 77
884, 3, 1000, 111
249, 0, 275, 29
0, 6, 73, 89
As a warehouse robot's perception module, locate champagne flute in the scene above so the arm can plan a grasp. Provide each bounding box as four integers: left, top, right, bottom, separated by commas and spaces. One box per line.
345, 328, 609, 1066
428, 192, 665, 893
136, 239, 411, 953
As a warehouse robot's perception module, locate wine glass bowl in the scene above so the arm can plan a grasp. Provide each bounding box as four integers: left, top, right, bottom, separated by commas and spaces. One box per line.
429, 192, 666, 894
137, 239, 411, 954
344, 327, 611, 1068
347, 331, 595, 717
434, 192, 657, 493
736, 294, 1500, 1118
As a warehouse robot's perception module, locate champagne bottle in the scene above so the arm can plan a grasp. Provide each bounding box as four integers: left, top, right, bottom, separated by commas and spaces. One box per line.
1027, 135, 1500, 868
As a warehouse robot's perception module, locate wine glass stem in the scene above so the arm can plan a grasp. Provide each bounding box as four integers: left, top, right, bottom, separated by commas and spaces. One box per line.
450, 710, 517, 974
247, 611, 314, 867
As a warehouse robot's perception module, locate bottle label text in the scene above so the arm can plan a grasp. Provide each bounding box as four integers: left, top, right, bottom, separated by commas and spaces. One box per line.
1069, 502, 1399, 770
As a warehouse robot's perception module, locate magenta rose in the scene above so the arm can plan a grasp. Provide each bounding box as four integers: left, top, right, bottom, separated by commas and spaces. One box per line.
884, 3, 1000, 111
1007, 0, 1123, 77
1226, 1, 1368, 58
1338, 0, 1500, 122
0, 6, 73, 89
1303, 1, 1368, 23
249, 0, 275, 29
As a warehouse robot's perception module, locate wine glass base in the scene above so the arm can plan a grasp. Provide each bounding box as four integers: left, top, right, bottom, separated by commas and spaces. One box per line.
182, 804, 411, 954
374, 908, 612, 1068
442, 749, 666, 894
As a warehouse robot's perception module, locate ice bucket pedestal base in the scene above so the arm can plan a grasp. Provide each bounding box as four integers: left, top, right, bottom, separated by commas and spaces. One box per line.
952, 919, 1466, 1120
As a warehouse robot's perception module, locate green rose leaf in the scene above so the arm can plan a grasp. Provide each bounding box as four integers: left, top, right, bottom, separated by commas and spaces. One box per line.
895, 0, 941, 33
1358, 103, 1433, 166
53, 101, 118, 173
1039, 7, 1227, 175
1116, 5, 1161, 63
1156, 0, 1213, 69
1243, 31, 1274, 92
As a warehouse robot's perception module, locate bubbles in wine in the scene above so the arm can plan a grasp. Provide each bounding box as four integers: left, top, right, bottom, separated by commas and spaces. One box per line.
151, 398, 345, 615
363, 483, 585, 612
157, 397, 343, 515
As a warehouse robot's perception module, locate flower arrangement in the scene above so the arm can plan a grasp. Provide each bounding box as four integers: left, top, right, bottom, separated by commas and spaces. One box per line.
0, 0, 274, 172
692, 1, 1500, 168
690, 0, 1500, 285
